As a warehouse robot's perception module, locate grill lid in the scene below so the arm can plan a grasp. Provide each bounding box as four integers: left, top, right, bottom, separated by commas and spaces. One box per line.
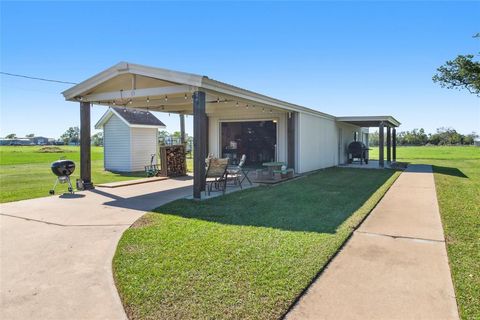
51, 160, 75, 177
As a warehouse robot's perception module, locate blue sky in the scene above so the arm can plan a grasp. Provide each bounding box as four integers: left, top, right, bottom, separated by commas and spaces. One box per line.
1, 1, 479, 138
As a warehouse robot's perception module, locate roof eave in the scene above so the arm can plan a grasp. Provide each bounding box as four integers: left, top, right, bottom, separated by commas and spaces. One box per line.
62, 62, 204, 101
200, 78, 336, 120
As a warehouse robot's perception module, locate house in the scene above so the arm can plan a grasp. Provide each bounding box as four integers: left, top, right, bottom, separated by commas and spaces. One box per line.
62, 62, 400, 198
28, 136, 54, 145
95, 107, 166, 172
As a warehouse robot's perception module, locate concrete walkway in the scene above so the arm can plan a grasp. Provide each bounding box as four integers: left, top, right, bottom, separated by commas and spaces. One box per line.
0, 177, 193, 320
287, 165, 459, 320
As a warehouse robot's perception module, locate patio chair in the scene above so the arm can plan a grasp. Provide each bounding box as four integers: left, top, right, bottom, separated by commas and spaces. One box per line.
205, 158, 229, 196
227, 154, 252, 188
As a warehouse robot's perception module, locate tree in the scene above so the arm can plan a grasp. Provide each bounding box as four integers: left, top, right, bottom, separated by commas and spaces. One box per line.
91, 132, 103, 146
25, 133, 35, 138
432, 34, 480, 96
60, 127, 80, 145
5, 133, 16, 139
158, 130, 170, 145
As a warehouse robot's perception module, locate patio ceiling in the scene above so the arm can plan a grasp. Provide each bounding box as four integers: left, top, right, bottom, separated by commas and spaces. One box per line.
62, 62, 335, 119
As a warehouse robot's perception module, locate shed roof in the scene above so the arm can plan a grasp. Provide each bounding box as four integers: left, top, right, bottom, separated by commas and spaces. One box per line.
95, 107, 166, 129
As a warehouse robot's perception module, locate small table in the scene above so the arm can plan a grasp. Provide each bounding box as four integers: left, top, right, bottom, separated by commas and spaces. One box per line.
262, 162, 286, 177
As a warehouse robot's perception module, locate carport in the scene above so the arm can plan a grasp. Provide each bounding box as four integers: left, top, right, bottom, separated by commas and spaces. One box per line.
62, 62, 300, 199
337, 116, 401, 167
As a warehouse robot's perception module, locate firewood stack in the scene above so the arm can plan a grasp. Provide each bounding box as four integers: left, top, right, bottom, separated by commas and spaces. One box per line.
159, 145, 187, 177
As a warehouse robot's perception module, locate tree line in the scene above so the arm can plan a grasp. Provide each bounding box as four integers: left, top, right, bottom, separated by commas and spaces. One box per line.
368, 127, 478, 147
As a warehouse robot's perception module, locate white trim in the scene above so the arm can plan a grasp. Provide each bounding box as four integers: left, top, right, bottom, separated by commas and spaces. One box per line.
218, 118, 279, 162
94, 107, 166, 129
82, 85, 195, 102
62, 62, 203, 100
336, 116, 401, 127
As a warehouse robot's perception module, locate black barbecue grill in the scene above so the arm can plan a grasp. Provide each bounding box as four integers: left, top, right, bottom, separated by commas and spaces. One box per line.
49, 159, 75, 195
347, 141, 369, 164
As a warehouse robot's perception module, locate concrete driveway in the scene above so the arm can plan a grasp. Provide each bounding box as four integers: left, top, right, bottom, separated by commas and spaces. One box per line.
0, 177, 193, 320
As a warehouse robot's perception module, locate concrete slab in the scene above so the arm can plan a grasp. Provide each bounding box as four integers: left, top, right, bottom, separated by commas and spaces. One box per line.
96, 176, 168, 188
0, 177, 193, 320
286, 165, 459, 320
286, 233, 458, 320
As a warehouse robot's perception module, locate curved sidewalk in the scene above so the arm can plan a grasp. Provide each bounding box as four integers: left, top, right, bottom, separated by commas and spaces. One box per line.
287, 165, 459, 320
0, 177, 193, 320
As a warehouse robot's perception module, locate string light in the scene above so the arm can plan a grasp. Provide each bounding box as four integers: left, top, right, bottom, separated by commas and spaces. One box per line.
113, 101, 116, 105
129, 99, 133, 105
146, 97, 150, 103
165, 95, 168, 102
246, 104, 249, 109
217, 97, 220, 103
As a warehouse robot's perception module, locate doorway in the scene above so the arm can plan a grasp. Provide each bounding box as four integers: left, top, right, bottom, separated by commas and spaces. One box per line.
221, 120, 277, 165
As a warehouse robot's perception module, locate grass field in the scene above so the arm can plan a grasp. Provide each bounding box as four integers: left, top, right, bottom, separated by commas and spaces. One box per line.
0, 146, 192, 203
113, 168, 399, 319
370, 146, 480, 319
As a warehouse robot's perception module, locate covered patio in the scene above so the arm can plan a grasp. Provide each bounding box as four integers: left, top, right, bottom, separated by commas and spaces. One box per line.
62, 62, 301, 199
337, 116, 401, 168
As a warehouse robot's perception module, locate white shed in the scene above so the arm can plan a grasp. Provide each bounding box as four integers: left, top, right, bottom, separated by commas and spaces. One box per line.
95, 107, 165, 172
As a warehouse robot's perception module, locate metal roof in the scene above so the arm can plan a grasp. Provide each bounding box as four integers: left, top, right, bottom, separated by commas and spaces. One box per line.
336, 116, 401, 127
64, 62, 400, 126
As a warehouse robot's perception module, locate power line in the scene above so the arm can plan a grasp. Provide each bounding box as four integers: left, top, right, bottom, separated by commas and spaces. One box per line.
0, 71, 78, 85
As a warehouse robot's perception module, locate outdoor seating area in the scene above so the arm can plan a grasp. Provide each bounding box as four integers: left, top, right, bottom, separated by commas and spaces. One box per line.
253, 161, 295, 184
203, 154, 296, 196
204, 154, 253, 197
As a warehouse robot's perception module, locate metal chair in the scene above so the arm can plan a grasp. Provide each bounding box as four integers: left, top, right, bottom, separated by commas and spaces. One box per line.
227, 154, 252, 188
205, 158, 229, 196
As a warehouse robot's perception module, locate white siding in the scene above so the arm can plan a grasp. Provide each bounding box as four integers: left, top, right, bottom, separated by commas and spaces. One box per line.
104, 115, 131, 172
336, 123, 362, 165
297, 113, 338, 173
296, 113, 363, 172
130, 128, 158, 171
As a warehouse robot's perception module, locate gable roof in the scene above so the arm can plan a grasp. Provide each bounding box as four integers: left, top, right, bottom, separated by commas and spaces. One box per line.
95, 107, 166, 129
64, 62, 400, 126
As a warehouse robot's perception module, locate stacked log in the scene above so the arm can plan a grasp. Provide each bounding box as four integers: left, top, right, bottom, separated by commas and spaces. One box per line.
159, 145, 187, 177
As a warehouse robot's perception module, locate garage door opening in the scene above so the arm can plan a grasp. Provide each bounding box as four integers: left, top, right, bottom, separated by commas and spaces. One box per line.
221, 120, 277, 165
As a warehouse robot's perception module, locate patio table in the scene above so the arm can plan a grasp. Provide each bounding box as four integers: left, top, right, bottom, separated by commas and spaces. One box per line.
262, 161, 286, 177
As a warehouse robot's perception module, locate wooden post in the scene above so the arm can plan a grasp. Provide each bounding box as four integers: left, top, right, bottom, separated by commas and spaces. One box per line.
379, 122, 384, 168
80, 102, 94, 189
386, 125, 391, 163
179, 114, 185, 144
392, 128, 397, 162
193, 91, 206, 200
287, 112, 296, 171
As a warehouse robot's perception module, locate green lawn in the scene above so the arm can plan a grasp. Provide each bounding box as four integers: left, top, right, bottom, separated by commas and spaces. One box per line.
113, 168, 400, 319
0, 146, 193, 203
370, 146, 480, 319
